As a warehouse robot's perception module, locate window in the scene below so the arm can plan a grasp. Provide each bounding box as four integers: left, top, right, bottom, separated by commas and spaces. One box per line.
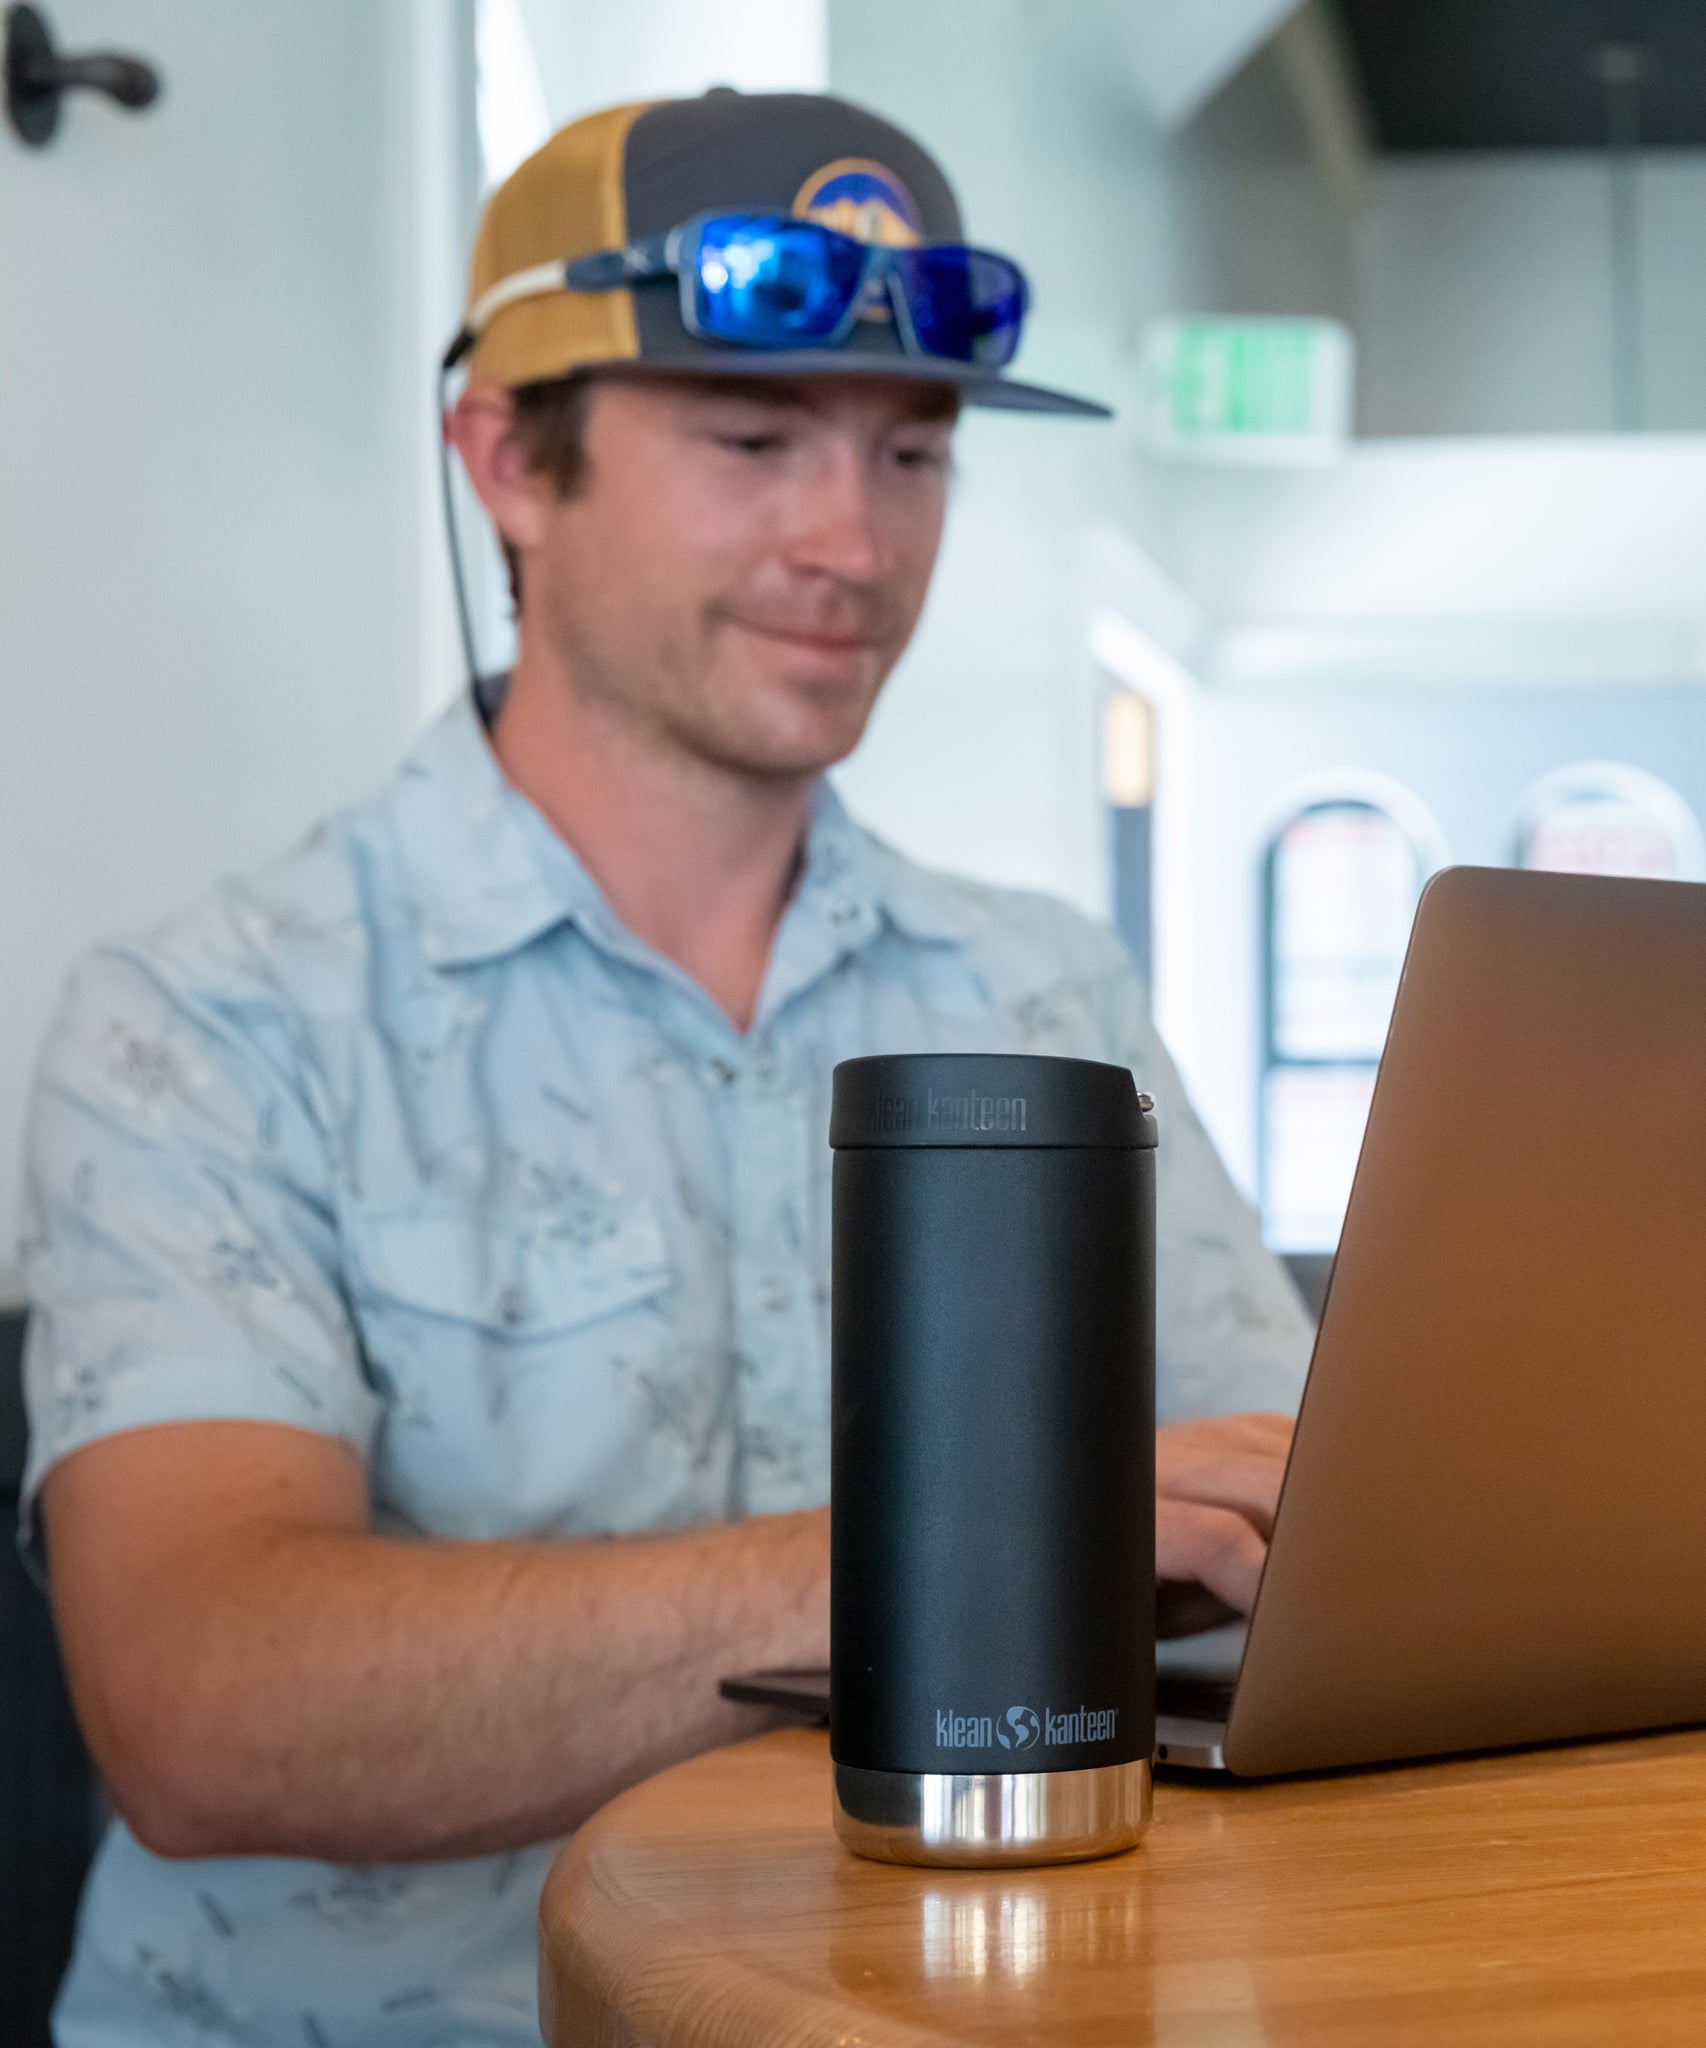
1260, 791, 1438, 1253
1513, 764, 1706, 883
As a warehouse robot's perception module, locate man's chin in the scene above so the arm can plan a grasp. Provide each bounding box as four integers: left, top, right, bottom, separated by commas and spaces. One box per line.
706, 727, 869, 783
675, 706, 875, 784
675, 671, 886, 782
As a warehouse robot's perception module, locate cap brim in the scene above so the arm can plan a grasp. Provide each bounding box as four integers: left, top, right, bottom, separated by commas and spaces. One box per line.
616, 346, 1112, 418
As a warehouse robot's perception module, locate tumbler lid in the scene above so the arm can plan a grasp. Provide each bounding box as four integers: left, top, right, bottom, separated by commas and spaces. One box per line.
830, 1053, 1157, 1149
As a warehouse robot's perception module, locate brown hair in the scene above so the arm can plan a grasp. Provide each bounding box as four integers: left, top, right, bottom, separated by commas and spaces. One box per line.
500, 374, 598, 607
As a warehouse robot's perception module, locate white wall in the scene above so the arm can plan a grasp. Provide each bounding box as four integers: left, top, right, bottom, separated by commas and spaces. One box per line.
1358, 153, 1706, 436
516, 0, 826, 125
0, 0, 470, 1269
1169, 46, 1356, 330
1153, 435, 1706, 631
1640, 158, 1706, 433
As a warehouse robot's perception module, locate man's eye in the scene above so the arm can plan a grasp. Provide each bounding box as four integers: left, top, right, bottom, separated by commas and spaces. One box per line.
718, 432, 786, 455
893, 442, 950, 471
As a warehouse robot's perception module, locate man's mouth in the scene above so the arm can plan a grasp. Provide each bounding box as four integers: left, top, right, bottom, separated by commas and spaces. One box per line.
731, 618, 878, 658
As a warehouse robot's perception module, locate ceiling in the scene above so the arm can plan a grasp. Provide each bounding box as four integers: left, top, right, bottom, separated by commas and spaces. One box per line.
1328, 0, 1706, 149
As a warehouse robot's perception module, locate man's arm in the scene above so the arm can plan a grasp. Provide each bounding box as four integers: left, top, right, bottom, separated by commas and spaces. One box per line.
44, 1420, 827, 1864
46, 1410, 1288, 1865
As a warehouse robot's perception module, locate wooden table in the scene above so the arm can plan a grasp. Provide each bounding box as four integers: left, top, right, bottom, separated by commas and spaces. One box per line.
540, 1725, 1706, 2045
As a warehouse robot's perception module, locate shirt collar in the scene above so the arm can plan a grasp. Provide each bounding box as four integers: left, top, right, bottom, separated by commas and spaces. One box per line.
806, 781, 980, 945
391, 687, 982, 975
390, 687, 604, 968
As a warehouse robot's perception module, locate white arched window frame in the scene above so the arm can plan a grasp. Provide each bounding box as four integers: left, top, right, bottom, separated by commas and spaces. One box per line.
1258, 774, 1446, 1255
1512, 762, 1706, 882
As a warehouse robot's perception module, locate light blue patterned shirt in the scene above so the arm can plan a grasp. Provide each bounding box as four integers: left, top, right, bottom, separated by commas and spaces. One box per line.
21, 684, 1311, 2048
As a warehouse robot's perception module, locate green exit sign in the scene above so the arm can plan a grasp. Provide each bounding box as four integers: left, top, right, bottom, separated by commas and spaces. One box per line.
1138, 318, 1354, 464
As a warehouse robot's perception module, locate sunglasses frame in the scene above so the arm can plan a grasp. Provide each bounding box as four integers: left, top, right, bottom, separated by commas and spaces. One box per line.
565, 210, 1029, 369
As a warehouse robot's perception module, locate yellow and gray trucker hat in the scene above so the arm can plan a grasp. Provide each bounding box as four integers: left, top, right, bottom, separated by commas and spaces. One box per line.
454, 88, 1109, 418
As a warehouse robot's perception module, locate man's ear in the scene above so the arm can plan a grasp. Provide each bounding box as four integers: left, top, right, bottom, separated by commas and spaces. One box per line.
446, 381, 551, 552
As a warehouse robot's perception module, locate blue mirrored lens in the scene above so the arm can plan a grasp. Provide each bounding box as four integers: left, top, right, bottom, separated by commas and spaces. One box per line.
691, 216, 869, 346
896, 246, 1028, 366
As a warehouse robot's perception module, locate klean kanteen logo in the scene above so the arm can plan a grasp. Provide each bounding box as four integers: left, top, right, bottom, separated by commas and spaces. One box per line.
1044, 1705, 1120, 1745
872, 1090, 1027, 1138
935, 1702, 1119, 1750
996, 1705, 1040, 1751
935, 1710, 994, 1748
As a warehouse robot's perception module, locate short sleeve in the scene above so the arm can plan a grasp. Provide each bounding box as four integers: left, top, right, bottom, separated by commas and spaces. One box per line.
18, 942, 379, 1556
1094, 954, 1315, 1423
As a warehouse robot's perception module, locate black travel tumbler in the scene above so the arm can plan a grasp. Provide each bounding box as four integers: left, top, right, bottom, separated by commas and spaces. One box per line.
829, 1052, 1156, 1867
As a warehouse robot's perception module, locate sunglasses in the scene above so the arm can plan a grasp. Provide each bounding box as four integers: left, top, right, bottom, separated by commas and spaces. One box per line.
560, 211, 1030, 370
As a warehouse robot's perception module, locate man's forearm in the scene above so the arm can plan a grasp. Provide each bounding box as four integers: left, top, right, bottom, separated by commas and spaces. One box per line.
158, 1512, 826, 1861
52, 1438, 827, 1865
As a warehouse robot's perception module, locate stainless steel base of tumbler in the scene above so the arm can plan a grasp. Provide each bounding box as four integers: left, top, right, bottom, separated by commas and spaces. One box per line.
833, 1757, 1152, 1868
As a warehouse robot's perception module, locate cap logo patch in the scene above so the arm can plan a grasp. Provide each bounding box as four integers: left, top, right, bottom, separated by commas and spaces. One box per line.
793, 157, 922, 249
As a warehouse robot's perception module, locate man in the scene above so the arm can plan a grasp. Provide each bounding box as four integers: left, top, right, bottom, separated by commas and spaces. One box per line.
22, 93, 1309, 2046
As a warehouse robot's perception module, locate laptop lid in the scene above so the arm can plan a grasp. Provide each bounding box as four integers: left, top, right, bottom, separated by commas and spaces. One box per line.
1225, 866, 1706, 1776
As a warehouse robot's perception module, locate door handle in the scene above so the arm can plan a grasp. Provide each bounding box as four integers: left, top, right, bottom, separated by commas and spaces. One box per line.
5, 3, 160, 148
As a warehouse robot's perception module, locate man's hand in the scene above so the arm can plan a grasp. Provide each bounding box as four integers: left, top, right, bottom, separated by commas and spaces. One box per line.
1155, 1412, 1294, 1638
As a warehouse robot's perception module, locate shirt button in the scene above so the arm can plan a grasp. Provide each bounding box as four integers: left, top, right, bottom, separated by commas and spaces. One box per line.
760, 1278, 791, 1316
706, 1056, 738, 1087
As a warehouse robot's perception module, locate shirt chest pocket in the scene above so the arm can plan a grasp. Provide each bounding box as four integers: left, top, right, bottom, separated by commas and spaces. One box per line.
343, 1195, 674, 1359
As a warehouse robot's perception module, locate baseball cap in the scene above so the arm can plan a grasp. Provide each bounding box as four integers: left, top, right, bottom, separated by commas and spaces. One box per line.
455, 89, 1110, 419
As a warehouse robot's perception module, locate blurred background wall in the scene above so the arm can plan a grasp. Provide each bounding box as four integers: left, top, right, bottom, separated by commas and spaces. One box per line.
0, 1, 475, 1278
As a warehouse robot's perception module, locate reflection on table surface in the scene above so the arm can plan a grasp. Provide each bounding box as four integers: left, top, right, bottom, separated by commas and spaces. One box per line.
541, 1724, 1706, 2047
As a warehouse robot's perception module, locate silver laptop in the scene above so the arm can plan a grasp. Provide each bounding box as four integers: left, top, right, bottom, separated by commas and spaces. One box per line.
728, 867, 1706, 1776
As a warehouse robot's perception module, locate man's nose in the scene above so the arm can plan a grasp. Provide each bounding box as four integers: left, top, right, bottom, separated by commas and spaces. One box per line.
786, 442, 885, 585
